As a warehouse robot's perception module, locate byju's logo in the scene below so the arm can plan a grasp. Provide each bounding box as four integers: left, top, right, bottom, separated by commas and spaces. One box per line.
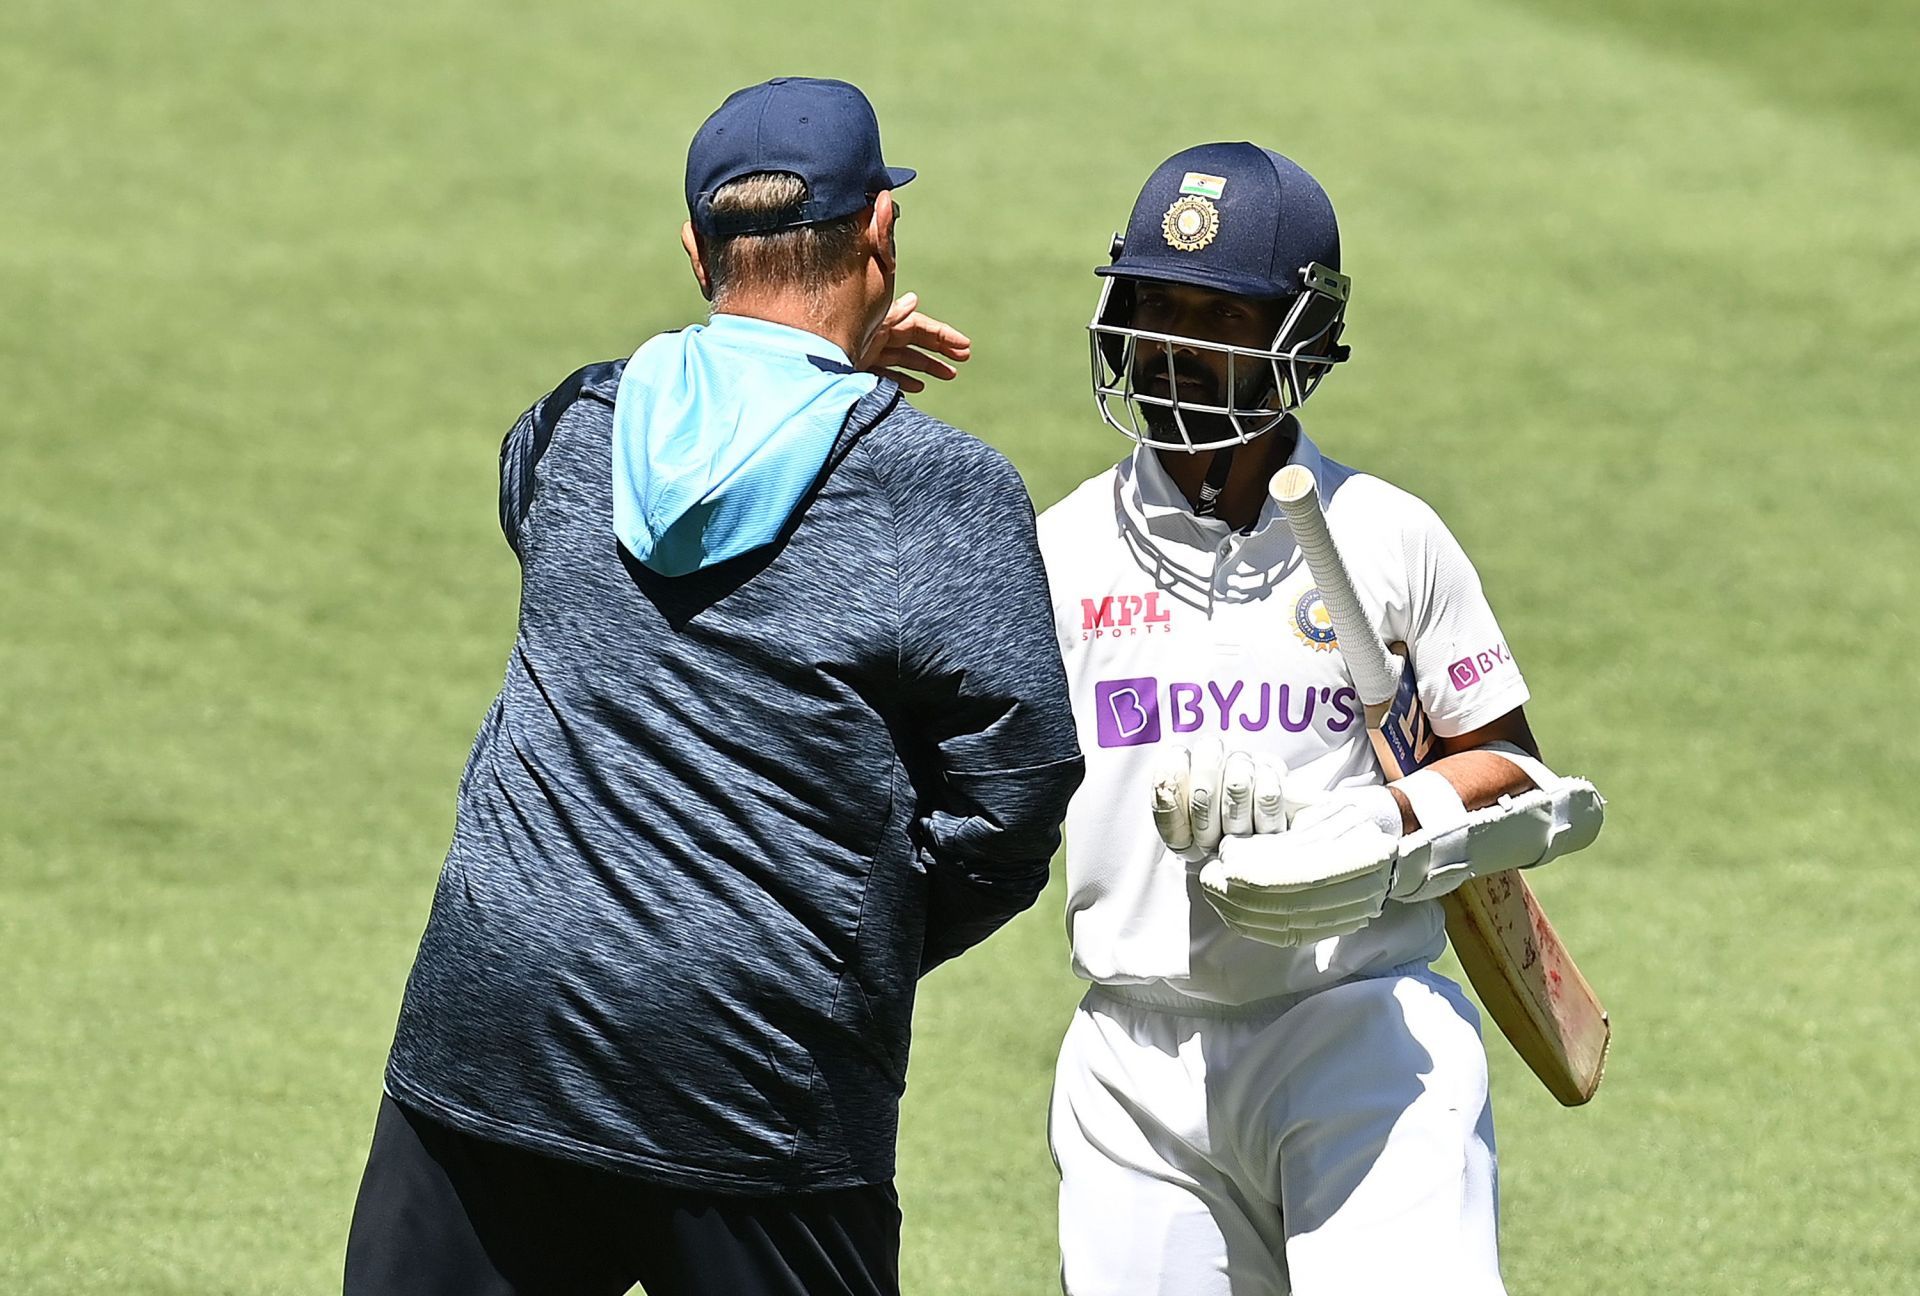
1094, 677, 1161, 747
1089, 675, 1360, 748
1447, 643, 1513, 691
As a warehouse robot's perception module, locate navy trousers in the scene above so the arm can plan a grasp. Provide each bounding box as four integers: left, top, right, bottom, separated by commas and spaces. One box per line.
344, 1096, 901, 1296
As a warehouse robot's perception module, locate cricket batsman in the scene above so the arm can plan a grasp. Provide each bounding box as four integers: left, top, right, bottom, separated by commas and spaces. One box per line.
1038, 143, 1605, 1293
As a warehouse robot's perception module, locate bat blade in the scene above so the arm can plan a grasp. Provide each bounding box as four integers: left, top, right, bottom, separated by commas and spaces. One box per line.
1271, 464, 1609, 1107
1448, 872, 1611, 1105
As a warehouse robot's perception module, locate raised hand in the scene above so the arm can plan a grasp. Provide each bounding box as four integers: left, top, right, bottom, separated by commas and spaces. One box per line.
859, 292, 972, 392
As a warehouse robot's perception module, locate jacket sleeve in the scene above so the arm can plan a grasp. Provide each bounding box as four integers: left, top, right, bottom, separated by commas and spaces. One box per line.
889, 432, 1085, 974
499, 363, 607, 558
498, 399, 543, 559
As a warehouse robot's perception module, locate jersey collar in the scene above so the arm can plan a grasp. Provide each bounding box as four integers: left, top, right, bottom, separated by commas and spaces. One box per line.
1122, 427, 1330, 542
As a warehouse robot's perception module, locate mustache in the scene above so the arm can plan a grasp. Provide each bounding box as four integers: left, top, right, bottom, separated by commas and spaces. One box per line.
1137, 354, 1218, 393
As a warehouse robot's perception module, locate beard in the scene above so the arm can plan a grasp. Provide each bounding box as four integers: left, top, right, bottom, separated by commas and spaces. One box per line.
1140, 401, 1236, 447
1135, 356, 1281, 446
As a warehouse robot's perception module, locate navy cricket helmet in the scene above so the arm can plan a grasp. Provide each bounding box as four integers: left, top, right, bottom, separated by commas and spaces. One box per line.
1090, 142, 1353, 451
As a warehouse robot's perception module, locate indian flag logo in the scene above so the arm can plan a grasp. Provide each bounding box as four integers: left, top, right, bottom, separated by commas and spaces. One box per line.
1179, 172, 1227, 199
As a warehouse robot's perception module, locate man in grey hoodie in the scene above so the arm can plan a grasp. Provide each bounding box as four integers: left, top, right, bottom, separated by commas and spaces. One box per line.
342, 77, 1084, 1296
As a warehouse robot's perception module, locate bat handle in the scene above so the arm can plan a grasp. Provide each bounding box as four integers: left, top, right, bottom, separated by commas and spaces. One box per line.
1270, 465, 1402, 706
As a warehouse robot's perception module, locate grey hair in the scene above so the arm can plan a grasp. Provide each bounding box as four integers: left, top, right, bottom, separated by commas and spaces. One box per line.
704, 173, 866, 306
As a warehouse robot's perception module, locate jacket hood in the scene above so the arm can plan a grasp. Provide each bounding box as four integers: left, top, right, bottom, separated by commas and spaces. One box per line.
612, 314, 877, 575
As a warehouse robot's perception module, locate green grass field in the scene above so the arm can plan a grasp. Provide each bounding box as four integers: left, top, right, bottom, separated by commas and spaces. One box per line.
4, 1, 1916, 1291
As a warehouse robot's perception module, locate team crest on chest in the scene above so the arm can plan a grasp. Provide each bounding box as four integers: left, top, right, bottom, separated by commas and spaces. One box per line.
1161, 195, 1220, 252
1293, 587, 1339, 652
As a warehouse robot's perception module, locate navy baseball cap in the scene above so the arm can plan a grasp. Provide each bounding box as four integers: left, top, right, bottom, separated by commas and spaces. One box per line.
1097, 142, 1340, 299
686, 77, 915, 236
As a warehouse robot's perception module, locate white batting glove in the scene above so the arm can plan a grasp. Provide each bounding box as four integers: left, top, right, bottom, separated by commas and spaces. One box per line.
1287, 783, 1403, 839
1150, 742, 1287, 863
1199, 796, 1401, 948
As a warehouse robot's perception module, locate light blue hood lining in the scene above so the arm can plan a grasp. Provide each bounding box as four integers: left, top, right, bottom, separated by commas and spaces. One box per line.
612, 314, 878, 576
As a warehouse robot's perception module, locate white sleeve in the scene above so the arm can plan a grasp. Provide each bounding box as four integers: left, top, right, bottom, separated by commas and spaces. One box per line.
1395, 502, 1529, 738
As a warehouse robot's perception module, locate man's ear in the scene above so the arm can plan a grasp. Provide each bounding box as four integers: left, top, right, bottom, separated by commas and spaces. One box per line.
869, 191, 898, 276
681, 221, 713, 300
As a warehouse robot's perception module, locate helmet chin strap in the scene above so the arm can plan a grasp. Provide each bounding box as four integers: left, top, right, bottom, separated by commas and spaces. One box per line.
1194, 445, 1235, 518
1193, 383, 1291, 517
1190, 411, 1300, 524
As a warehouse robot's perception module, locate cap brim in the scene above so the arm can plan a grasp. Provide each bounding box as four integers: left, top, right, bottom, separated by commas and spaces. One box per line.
1095, 257, 1292, 300
880, 165, 916, 192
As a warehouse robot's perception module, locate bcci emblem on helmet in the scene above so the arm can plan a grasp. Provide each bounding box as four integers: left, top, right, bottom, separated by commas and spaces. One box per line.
1294, 587, 1339, 652
1161, 195, 1220, 252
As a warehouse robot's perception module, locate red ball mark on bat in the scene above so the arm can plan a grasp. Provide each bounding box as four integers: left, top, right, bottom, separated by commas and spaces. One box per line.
1547, 967, 1563, 1000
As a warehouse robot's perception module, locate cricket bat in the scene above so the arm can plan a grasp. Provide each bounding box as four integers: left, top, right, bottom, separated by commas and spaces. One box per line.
1270, 464, 1610, 1106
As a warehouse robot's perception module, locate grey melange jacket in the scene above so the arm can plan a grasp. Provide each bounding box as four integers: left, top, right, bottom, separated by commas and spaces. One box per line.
384, 360, 1084, 1193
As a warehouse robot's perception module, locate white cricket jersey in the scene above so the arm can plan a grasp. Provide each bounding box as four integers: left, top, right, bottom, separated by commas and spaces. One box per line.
1036, 431, 1530, 1004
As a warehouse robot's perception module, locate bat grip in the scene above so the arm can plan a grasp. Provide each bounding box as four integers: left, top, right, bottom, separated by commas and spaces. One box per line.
1270, 465, 1402, 706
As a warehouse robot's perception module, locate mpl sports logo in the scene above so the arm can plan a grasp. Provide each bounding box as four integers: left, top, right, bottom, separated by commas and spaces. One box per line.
1080, 592, 1173, 640
1447, 642, 1515, 691
1093, 676, 1361, 748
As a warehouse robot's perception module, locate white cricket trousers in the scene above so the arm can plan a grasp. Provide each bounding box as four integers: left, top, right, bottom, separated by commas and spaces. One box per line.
1051, 967, 1504, 1296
